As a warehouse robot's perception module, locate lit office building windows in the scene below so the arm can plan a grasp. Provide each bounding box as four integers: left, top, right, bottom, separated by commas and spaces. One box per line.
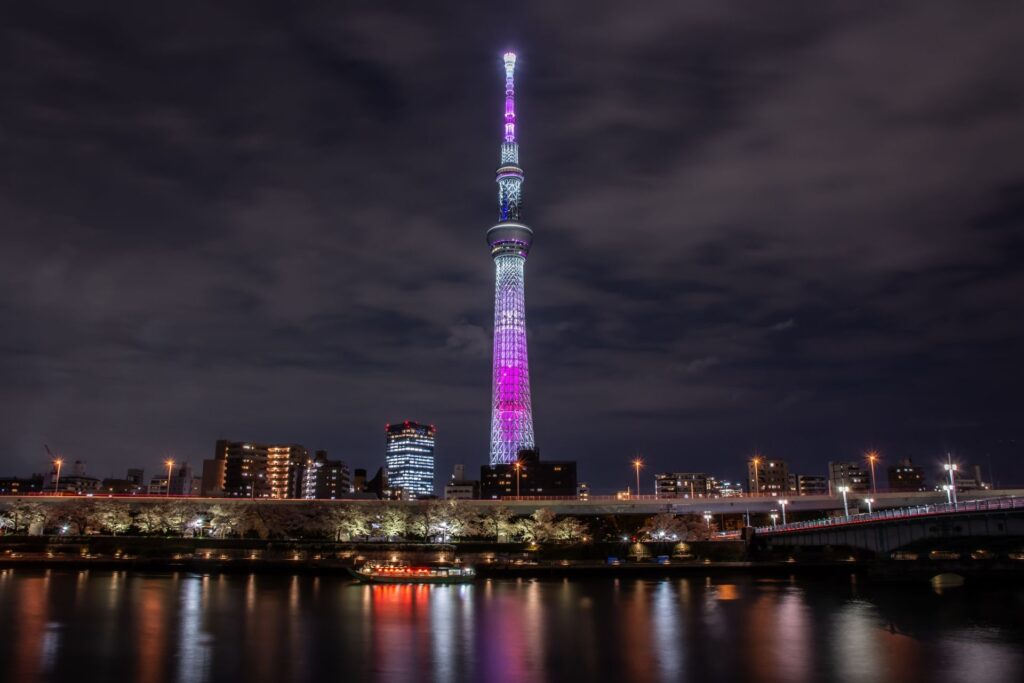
385, 422, 436, 499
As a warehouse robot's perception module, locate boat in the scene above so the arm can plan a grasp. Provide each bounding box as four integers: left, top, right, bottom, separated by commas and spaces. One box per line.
347, 562, 476, 585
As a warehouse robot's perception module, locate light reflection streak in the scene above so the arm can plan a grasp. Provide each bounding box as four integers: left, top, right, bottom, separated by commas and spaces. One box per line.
134, 579, 167, 683
430, 587, 457, 683
14, 575, 49, 681
621, 581, 654, 683
832, 601, 884, 682
652, 582, 683, 681
289, 576, 308, 683
773, 588, 811, 682
176, 577, 210, 683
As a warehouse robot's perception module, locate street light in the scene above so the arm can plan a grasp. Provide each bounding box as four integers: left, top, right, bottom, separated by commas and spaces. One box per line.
864, 498, 874, 514
749, 456, 765, 493
165, 459, 175, 496
513, 461, 523, 498
749, 454, 765, 497
942, 484, 952, 505
193, 518, 203, 537
52, 458, 64, 494
703, 511, 712, 527
838, 485, 850, 518
866, 451, 880, 494
770, 512, 778, 528
632, 457, 644, 498
943, 458, 958, 506
779, 499, 789, 525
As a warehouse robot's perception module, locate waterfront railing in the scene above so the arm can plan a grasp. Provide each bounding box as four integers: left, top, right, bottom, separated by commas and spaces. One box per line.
754, 495, 1022, 535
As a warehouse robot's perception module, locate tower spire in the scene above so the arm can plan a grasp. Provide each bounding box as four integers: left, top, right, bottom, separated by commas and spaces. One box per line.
497, 52, 524, 222
487, 50, 536, 466
503, 51, 517, 144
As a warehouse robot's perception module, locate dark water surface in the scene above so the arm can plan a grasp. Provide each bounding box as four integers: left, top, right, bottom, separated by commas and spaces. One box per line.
0, 569, 1022, 683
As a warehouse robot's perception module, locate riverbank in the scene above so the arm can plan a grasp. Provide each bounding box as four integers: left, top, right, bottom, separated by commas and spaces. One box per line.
0, 552, 865, 577
4, 535, 1021, 582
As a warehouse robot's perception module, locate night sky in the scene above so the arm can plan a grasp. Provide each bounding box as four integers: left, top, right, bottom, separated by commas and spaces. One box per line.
3, 1, 1023, 492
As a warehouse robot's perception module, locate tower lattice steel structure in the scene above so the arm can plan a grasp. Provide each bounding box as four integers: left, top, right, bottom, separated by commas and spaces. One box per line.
487, 52, 536, 465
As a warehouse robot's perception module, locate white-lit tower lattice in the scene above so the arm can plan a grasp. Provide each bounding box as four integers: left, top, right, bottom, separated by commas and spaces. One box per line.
487, 51, 536, 465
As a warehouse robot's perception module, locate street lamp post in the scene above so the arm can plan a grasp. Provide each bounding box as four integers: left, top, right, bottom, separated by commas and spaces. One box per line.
703, 511, 712, 528
513, 461, 522, 498
839, 486, 850, 518
942, 484, 952, 505
864, 498, 874, 514
866, 451, 879, 494
165, 459, 175, 497
944, 458, 958, 507
52, 458, 64, 495
751, 456, 762, 496
770, 512, 778, 528
779, 499, 789, 525
632, 458, 644, 498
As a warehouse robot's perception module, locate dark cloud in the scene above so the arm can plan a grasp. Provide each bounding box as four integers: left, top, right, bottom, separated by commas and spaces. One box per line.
1, 1, 1022, 490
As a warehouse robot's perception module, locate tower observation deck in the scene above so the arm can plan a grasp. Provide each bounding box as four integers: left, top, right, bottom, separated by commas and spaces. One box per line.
487, 51, 536, 465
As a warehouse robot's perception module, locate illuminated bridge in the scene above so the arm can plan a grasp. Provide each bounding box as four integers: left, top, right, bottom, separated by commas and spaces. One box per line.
753, 496, 1024, 555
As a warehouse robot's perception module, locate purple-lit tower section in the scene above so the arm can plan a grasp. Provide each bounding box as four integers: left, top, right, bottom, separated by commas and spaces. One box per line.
487, 52, 536, 465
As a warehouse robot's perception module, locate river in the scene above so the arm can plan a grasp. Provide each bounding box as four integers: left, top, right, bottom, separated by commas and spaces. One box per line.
0, 569, 1020, 682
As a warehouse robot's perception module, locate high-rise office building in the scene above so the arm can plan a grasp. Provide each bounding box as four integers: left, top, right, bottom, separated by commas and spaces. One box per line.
385, 422, 436, 499
487, 52, 537, 465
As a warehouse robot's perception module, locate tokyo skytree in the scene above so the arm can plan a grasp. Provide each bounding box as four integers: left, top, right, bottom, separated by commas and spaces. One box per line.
487, 51, 536, 465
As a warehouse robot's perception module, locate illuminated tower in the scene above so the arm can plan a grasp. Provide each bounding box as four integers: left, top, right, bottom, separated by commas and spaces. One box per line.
488, 51, 536, 465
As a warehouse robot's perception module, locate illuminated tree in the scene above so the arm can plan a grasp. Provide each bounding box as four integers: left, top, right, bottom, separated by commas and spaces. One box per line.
133, 502, 174, 535
409, 501, 470, 542
93, 501, 132, 535
0, 501, 47, 534
477, 506, 515, 541
377, 505, 410, 540
516, 508, 556, 543
207, 504, 241, 538
554, 516, 588, 543
683, 515, 714, 541
46, 500, 96, 535
325, 505, 370, 541
639, 512, 688, 541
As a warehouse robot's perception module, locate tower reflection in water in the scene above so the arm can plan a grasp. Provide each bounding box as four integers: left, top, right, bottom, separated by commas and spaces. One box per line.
0, 571, 1021, 683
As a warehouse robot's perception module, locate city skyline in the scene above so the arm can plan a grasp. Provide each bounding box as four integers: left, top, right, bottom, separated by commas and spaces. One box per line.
2, 3, 1023, 491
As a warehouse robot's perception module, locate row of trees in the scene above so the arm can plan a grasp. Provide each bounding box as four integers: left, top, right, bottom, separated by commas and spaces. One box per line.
0, 500, 717, 543
0, 500, 592, 544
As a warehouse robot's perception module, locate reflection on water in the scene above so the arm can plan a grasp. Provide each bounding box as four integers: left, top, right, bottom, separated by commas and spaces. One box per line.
0, 570, 1021, 683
